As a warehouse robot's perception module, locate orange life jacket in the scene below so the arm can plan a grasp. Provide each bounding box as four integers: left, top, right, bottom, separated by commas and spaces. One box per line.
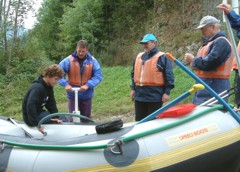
196, 37, 234, 79
232, 42, 240, 70
68, 55, 93, 86
134, 51, 165, 86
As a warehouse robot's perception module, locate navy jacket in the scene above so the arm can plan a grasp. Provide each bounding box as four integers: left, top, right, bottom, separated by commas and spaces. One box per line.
22, 76, 58, 126
227, 10, 240, 38
192, 31, 232, 105
131, 47, 174, 102
192, 31, 232, 71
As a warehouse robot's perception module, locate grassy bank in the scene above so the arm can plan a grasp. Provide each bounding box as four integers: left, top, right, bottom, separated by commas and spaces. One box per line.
0, 66, 236, 123
55, 66, 235, 122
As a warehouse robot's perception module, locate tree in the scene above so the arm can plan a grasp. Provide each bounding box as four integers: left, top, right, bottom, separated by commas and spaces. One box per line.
0, 0, 33, 74
0, 0, 11, 73
32, 0, 72, 62
59, 0, 104, 56
58, 0, 154, 65
100, 0, 154, 65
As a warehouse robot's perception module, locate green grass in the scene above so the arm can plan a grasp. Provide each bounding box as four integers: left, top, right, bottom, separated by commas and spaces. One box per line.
0, 66, 236, 123
55, 66, 134, 122
55, 66, 236, 122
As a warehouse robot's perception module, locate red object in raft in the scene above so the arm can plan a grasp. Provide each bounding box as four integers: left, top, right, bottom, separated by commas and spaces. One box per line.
157, 103, 196, 118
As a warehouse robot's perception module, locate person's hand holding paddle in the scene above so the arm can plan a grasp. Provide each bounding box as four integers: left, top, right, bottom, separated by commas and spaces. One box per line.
217, 3, 232, 14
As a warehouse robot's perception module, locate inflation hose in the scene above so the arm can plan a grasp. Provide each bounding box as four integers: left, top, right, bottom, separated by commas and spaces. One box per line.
2, 105, 225, 150
37, 113, 95, 128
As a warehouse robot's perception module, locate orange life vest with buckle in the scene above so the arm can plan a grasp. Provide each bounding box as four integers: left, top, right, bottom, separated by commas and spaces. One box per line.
134, 51, 165, 86
68, 55, 93, 86
232, 42, 240, 70
196, 37, 234, 79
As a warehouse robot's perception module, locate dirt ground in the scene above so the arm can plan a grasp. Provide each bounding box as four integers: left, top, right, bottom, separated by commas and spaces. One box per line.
92, 111, 135, 123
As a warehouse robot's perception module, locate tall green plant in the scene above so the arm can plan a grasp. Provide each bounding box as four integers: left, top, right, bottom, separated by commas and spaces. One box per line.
33, 0, 72, 62
59, 0, 104, 55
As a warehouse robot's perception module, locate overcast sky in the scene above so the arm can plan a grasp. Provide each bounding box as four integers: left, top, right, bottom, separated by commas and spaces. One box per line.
24, 0, 42, 29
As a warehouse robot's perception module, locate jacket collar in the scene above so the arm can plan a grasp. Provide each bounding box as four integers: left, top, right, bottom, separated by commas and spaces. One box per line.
147, 47, 158, 56
71, 51, 93, 63
208, 31, 226, 42
202, 31, 226, 46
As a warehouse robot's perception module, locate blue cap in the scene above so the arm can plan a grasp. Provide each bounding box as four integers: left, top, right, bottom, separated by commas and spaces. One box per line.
140, 34, 157, 43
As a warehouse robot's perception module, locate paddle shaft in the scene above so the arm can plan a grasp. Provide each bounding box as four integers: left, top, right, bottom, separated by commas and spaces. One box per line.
224, 14, 240, 76
198, 89, 230, 106
166, 53, 240, 123
8, 118, 33, 138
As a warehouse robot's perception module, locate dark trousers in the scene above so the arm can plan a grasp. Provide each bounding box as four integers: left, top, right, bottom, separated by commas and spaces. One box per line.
68, 98, 92, 123
134, 101, 163, 121
39, 111, 51, 124
234, 70, 240, 108
39, 111, 69, 123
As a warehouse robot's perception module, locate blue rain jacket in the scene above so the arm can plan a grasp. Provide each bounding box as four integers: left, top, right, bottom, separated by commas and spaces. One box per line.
58, 52, 102, 100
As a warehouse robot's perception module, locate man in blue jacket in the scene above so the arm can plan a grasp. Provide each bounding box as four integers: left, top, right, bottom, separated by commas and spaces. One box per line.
185, 16, 233, 105
58, 40, 102, 122
130, 33, 174, 121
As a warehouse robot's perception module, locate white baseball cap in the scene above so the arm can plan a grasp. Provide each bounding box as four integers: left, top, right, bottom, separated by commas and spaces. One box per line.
196, 16, 220, 29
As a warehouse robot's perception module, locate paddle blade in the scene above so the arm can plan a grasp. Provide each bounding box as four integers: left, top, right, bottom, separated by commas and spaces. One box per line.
156, 103, 196, 118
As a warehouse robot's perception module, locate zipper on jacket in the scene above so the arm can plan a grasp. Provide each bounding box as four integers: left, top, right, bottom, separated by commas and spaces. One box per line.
80, 62, 84, 86
140, 64, 144, 86
80, 74, 82, 86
